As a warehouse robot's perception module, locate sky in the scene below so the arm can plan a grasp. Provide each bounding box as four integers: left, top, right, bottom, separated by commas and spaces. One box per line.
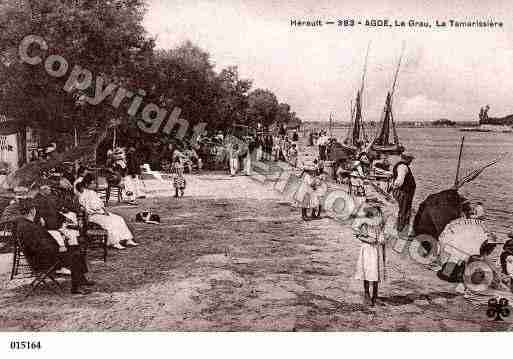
143, 0, 513, 122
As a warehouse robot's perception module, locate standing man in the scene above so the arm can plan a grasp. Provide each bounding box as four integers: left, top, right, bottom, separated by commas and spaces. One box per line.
391, 153, 416, 233
266, 135, 273, 161
318, 131, 328, 161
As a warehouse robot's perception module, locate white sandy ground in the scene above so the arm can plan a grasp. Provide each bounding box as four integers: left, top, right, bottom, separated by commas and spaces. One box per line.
0, 173, 512, 331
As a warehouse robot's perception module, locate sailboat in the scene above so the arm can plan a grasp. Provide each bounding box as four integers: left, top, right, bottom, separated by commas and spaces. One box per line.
327, 45, 370, 162
343, 43, 371, 153
370, 46, 405, 156
343, 90, 369, 152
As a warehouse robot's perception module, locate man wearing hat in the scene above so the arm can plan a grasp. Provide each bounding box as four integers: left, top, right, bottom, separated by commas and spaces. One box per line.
392, 153, 416, 232
16, 199, 94, 294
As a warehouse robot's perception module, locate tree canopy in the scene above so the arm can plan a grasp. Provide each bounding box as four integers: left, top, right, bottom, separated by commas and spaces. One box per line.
0, 0, 300, 149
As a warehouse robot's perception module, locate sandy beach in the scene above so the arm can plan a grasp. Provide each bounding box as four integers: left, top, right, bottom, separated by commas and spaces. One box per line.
0, 172, 510, 331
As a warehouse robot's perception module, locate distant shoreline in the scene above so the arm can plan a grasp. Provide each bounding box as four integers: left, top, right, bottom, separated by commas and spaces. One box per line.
302, 121, 494, 129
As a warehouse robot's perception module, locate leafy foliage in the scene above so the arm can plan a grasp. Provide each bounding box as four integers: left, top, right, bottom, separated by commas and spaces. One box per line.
0, 0, 300, 150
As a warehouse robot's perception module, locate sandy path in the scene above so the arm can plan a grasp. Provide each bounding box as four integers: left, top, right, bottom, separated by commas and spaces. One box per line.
0, 173, 510, 331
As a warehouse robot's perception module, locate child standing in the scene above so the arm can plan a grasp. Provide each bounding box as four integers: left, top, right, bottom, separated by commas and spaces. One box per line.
287, 143, 298, 168
296, 172, 313, 221
228, 143, 240, 176
353, 205, 386, 306
310, 176, 323, 219
172, 157, 186, 198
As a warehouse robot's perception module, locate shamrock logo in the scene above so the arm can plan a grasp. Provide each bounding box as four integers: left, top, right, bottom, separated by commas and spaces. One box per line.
487, 298, 510, 321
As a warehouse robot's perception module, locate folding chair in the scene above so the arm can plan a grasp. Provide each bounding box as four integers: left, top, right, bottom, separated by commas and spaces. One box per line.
10, 228, 64, 297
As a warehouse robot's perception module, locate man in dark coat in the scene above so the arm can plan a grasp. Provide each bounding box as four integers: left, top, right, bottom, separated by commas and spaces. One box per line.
33, 185, 65, 231
264, 135, 272, 161
16, 200, 94, 294
391, 153, 416, 233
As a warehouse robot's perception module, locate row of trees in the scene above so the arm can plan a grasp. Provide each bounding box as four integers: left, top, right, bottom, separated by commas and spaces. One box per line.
0, 0, 300, 148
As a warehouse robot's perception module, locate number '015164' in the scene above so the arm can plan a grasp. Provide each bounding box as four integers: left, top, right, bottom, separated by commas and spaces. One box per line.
10, 341, 41, 350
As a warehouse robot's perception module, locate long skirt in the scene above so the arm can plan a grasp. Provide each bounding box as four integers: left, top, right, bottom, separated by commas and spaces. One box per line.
244, 155, 251, 175
354, 242, 385, 282
229, 158, 239, 175
256, 146, 263, 161
89, 213, 133, 246
123, 175, 141, 201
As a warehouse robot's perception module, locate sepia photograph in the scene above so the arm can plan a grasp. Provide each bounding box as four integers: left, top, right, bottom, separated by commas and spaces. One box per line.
0, 0, 512, 354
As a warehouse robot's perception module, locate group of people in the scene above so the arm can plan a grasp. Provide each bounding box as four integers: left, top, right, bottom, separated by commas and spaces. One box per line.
105, 142, 199, 201
1, 165, 139, 294
308, 129, 331, 161
224, 130, 301, 176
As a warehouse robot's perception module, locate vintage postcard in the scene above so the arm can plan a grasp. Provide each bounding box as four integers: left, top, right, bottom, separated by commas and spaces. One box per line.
0, 0, 512, 351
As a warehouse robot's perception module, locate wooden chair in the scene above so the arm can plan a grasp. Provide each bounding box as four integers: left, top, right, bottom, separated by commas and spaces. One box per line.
85, 221, 108, 262
105, 185, 123, 205
4, 221, 64, 297
93, 168, 122, 206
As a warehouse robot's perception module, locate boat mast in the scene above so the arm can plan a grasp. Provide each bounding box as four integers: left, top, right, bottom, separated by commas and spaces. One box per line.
360, 42, 370, 99
351, 42, 371, 146
329, 112, 333, 138
372, 43, 405, 148
388, 42, 405, 144
454, 136, 465, 187
359, 42, 371, 142
390, 41, 405, 101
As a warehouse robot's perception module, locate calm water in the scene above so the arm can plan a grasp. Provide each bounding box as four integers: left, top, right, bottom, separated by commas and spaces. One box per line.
329, 127, 513, 236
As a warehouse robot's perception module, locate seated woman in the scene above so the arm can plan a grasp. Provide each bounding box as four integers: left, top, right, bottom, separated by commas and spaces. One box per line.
74, 166, 90, 195
77, 174, 138, 250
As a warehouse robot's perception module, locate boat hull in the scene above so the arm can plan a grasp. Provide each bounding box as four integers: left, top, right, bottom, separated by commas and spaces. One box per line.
370, 144, 405, 156
327, 142, 358, 162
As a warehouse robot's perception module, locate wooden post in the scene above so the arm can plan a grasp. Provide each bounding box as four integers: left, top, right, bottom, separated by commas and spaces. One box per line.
454, 136, 465, 187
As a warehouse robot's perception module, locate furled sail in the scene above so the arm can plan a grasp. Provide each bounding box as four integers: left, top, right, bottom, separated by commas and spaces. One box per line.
370, 44, 406, 155
344, 90, 368, 149
370, 91, 404, 154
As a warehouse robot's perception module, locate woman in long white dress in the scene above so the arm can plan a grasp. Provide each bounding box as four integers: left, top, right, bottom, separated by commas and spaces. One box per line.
353, 205, 386, 306
78, 175, 138, 250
